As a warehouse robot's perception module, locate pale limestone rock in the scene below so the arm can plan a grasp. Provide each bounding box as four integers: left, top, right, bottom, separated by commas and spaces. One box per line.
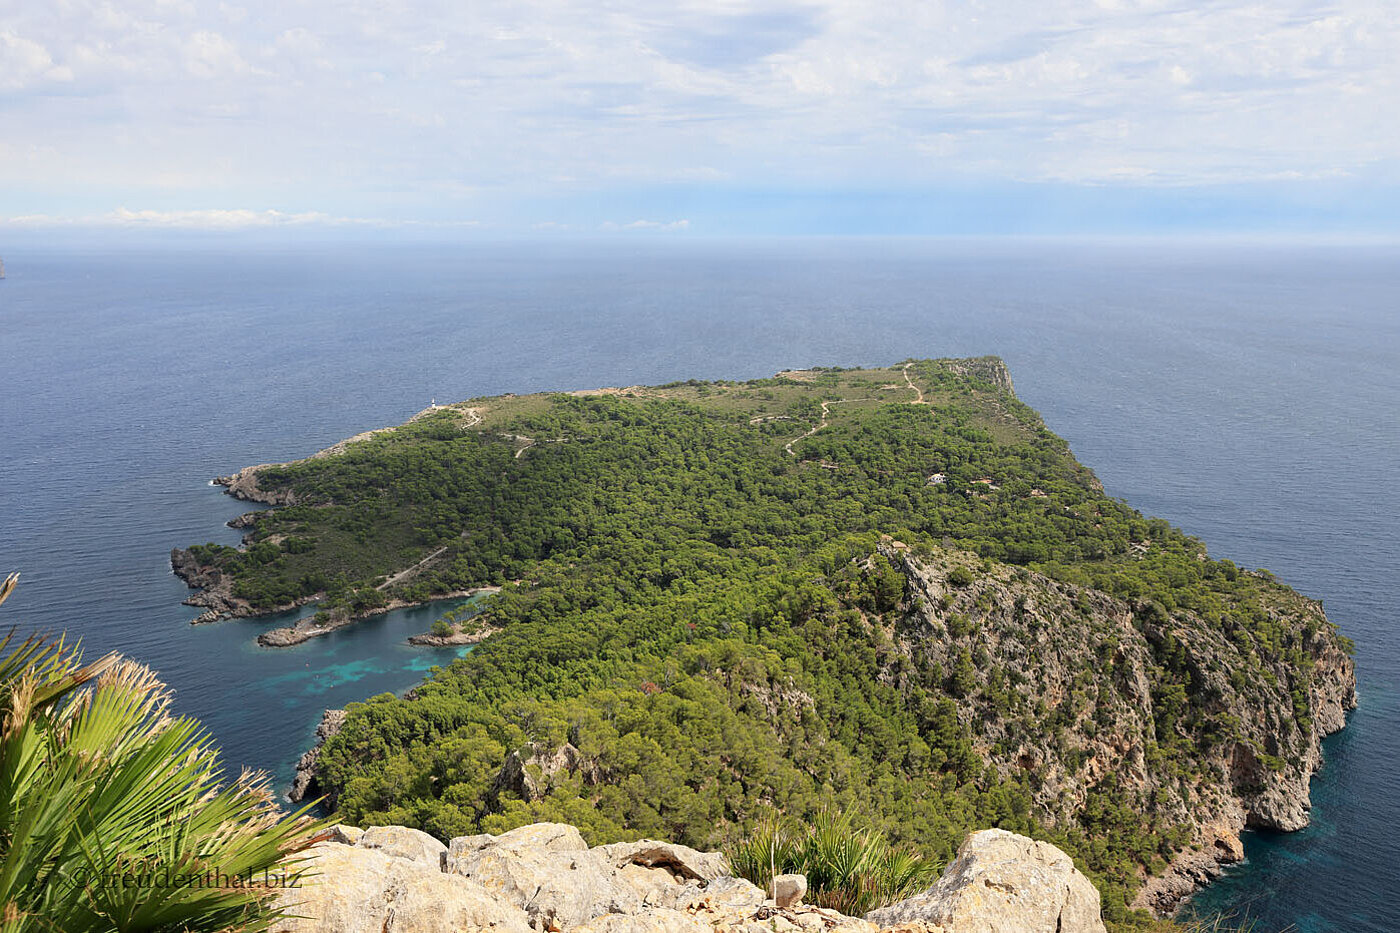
619, 868, 767, 913
597, 839, 728, 881
356, 825, 448, 868
446, 824, 635, 929
569, 910, 714, 933
449, 821, 589, 860
597, 840, 728, 911
732, 905, 878, 933
864, 829, 1106, 933
271, 842, 531, 933
674, 876, 766, 910
611, 862, 698, 908
273, 822, 1102, 933
771, 874, 807, 908
573, 904, 875, 933
323, 824, 363, 846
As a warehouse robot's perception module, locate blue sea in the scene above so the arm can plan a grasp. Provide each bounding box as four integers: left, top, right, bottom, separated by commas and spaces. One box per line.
1, 237, 1396, 931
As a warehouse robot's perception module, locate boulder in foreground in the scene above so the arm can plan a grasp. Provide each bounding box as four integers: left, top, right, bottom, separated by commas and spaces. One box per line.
866, 829, 1106, 933
272, 822, 1104, 933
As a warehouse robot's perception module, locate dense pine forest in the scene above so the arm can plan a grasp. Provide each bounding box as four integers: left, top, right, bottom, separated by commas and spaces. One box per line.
177, 359, 1352, 930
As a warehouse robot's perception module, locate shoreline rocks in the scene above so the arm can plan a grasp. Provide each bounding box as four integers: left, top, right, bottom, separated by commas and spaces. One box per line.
406, 620, 500, 647
256, 588, 497, 647
288, 708, 346, 805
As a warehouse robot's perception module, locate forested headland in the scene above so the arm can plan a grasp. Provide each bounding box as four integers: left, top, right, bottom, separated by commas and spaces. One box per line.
174, 358, 1354, 930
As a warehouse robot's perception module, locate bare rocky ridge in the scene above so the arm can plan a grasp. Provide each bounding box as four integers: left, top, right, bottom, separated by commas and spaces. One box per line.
490, 742, 605, 804
271, 821, 1107, 933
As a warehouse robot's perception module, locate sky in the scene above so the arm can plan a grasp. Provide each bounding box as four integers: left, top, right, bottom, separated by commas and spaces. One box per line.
1, 0, 1398, 236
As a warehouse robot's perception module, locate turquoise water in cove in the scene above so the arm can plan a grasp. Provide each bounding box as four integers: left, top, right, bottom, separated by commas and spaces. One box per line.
0, 237, 1396, 930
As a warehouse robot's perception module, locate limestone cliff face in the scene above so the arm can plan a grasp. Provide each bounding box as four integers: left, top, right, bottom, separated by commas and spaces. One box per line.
272, 822, 1106, 933
939, 357, 1015, 396
877, 542, 1355, 914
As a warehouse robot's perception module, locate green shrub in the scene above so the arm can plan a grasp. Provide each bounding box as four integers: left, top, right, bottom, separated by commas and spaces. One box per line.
947, 567, 975, 587
727, 810, 939, 916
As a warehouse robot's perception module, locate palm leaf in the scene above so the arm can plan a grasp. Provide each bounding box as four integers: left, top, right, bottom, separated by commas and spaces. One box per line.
0, 572, 325, 932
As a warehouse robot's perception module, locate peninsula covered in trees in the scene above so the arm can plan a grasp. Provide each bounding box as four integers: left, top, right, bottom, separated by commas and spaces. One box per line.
174, 358, 1354, 930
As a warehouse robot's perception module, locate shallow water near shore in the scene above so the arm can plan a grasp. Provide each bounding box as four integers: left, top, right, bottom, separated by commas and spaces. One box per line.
1, 237, 1396, 930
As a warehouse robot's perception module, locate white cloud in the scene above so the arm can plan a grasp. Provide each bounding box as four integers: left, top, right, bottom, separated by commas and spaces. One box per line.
0, 0, 1396, 223
183, 30, 252, 78
0, 30, 71, 90
0, 209, 481, 229
600, 219, 692, 231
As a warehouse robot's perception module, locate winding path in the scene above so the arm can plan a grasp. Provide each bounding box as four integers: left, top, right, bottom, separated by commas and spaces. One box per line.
902, 363, 927, 404
782, 365, 927, 458
783, 398, 874, 457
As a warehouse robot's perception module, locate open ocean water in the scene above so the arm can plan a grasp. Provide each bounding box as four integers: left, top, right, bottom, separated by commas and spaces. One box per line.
0, 237, 1395, 931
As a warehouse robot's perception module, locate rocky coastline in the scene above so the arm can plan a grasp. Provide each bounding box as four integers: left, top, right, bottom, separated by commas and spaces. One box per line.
170, 544, 315, 624
405, 622, 500, 646
254, 588, 497, 648
289, 708, 347, 805
171, 543, 496, 643
171, 452, 501, 642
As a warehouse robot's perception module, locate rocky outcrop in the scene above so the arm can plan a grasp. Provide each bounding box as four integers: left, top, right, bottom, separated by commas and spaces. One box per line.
939, 357, 1015, 396
273, 841, 532, 933
216, 465, 296, 506
273, 822, 1098, 933
867, 829, 1104, 933
876, 542, 1355, 915
595, 840, 727, 881
170, 547, 219, 591
169, 546, 266, 623
771, 874, 807, 909
491, 743, 604, 804
358, 825, 448, 869
229, 509, 269, 530
171, 544, 316, 624
289, 708, 346, 804
1133, 838, 1242, 917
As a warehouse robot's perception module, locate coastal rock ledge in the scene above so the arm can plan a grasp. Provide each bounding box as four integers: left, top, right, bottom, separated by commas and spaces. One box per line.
273, 821, 1106, 933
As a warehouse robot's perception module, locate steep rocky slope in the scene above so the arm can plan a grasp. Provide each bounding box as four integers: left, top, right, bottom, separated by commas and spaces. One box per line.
876, 539, 1354, 912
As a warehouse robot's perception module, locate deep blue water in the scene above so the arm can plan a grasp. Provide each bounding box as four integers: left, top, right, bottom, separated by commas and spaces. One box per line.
0, 238, 1395, 930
